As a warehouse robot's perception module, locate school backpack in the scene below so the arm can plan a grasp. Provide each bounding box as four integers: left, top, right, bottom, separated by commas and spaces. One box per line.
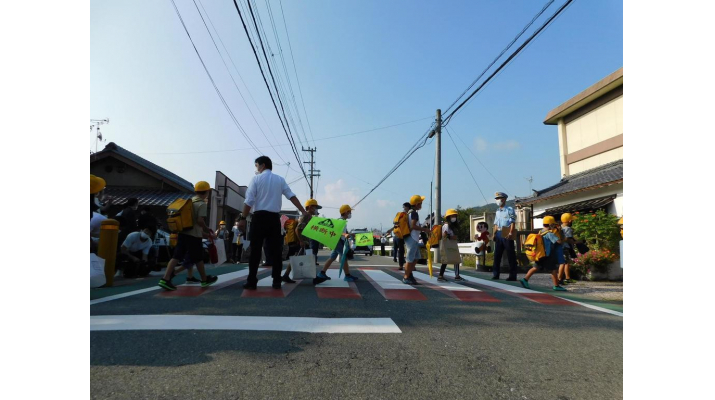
284, 219, 298, 244
393, 212, 410, 239
427, 225, 442, 248
166, 197, 195, 233
524, 233, 547, 263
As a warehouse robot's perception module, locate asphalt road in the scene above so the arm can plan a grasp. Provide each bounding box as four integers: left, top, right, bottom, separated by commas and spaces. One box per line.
90, 251, 623, 400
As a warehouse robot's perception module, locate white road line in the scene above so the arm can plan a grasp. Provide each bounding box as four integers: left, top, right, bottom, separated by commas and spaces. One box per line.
555, 297, 624, 317
90, 269, 250, 305
360, 269, 415, 290
438, 270, 538, 294
257, 270, 285, 287
315, 269, 350, 287
90, 287, 161, 305
90, 315, 402, 333
411, 271, 482, 292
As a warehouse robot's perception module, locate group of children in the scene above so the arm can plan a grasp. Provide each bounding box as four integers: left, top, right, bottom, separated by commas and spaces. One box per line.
520, 213, 577, 291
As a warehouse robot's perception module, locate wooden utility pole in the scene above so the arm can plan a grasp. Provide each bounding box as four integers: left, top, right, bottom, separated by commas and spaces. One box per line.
302, 147, 319, 198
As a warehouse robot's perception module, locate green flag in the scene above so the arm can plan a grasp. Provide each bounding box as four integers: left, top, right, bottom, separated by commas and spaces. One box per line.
301, 217, 347, 249
354, 232, 373, 247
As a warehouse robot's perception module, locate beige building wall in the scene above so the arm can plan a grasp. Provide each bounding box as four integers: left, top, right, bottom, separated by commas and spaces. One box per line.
569, 147, 624, 174
556, 94, 623, 176
565, 96, 623, 152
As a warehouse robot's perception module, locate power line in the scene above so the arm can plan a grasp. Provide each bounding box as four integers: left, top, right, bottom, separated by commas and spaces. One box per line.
353, 123, 435, 208
445, 125, 511, 193
444, 127, 490, 206
192, 0, 290, 166
246, 0, 310, 185
279, 0, 316, 146
140, 116, 432, 155
231, 0, 310, 189
169, 0, 262, 156
443, 0, 575, 126
443, 0, 555, 115
196, 0, 294, 167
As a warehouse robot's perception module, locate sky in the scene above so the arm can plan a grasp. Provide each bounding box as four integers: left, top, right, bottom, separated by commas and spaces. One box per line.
90, 0, 623, 231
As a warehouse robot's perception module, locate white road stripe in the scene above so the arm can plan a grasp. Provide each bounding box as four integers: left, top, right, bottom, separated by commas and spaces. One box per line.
411, 271, 481, 292
315, 269, 350, 287
360, 269, 415, 290
90, 287, 161, 305
90, 315, 402, 333
257, 270, 284, 287
90, 269, 251, 305
438, 270, 538, 293
555, 297, 624, 317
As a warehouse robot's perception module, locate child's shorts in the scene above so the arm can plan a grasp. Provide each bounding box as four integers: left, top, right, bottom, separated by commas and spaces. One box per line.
329, 238, 345, 260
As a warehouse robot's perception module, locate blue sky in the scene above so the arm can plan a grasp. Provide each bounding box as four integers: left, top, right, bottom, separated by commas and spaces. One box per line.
90, 0, 622, 230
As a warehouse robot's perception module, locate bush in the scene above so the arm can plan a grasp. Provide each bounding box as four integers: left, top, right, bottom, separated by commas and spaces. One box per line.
572, 248, 618, 276
572, 210, 621, 252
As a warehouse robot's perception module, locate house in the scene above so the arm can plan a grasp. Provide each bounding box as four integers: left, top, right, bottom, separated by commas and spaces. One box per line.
90, 142, 194, 230
516, 68, 623, 227
211, 171, 247, 231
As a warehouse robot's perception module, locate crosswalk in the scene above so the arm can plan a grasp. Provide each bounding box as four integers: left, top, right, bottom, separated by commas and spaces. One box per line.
99, 266, 589, 309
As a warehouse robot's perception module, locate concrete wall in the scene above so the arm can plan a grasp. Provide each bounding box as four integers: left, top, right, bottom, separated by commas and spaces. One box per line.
565, 96, 623, 152
557, 94, 623, 177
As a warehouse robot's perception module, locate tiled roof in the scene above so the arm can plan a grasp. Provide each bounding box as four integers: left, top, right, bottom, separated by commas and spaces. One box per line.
104, 187, 192, 207
95, 143, 194, 192
516, 159, 623, 205
532, 195, 616, 218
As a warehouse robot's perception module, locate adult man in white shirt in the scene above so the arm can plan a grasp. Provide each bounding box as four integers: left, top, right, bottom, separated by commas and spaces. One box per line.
238, 156, 310, 290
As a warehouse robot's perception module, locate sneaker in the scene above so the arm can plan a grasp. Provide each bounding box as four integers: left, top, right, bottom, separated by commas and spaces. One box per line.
437, 276, 447, 282
564, 279, 577, 284
158, 279, 176, 291
402, 278, 412, 285
185, 277, 201, 284
344, 275, 358, 282
281, 275, 296, 284
312, 277, 327, 285
553, 286, 567, 292
408, 276, 419, 285
201, 275, 218, 287
454, 276, 464, 281
317, 271, 331, 280
520, 278, 530, 289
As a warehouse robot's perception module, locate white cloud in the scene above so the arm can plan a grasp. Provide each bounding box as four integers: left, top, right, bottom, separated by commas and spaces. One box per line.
473, 136, 520, 152
474, 137, 488, 152
322, 178, 359, 207
492, 140, 521, 151
376, 199, 394, 208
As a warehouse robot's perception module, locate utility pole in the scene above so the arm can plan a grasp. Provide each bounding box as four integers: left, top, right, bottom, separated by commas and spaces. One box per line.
434, 109, 442, 227
302, 147, 319, 199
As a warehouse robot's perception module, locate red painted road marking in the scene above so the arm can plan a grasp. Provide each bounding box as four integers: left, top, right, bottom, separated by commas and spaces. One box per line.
359, 268, 427, 301
158, 269, 265, 298
241, 271, 302, 298
315, 269, 361, 299
405, 270, 500, 303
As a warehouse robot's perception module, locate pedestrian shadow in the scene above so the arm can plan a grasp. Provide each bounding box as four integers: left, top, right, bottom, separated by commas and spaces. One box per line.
90, 330, 307, 367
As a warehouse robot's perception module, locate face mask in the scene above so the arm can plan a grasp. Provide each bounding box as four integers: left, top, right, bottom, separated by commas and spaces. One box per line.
496, 199, 505, 207
450, 217, 457, 223
346, 213, 352, 220
94, 197, 103, 207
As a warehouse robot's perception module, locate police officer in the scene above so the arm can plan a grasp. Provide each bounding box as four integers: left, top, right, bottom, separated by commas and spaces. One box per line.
492, 192, 518, 281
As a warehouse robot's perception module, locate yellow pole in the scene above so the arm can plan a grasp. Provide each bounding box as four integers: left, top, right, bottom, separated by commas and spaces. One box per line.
98, 219, 120, 287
